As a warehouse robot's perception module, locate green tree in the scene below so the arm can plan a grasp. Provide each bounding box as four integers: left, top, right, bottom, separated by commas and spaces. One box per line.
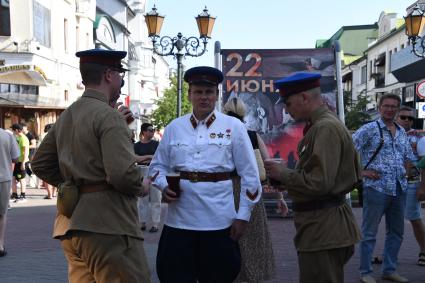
150, 77, 192, 129
344, 92, 371, 130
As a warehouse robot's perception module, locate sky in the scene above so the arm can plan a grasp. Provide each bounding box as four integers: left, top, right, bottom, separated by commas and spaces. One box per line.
146, 0, 415, 70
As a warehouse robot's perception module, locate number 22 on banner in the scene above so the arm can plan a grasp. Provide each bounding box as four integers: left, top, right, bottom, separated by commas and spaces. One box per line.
226, 53, 262, 77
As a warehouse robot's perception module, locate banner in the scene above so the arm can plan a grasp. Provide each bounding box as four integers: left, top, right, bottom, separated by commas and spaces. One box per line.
221, 48, 337, 217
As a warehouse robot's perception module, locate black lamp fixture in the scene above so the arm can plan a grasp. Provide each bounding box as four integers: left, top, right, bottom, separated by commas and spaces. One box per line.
405, 4, 425, 58
145, 5, 216, 117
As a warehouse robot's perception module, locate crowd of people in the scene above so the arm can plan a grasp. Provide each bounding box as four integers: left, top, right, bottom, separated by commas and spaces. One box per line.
1, 47, 425, 283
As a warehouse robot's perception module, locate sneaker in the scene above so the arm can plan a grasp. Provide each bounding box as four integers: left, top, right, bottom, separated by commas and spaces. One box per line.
381, 273, 409, 283
418, 252, 425, 266
141, 223, 146, 231
0, 248, 7, 257
360, 275, 376, 283
10, 193, 18, 200
149, 226, 159, 233
14, 197, 27, 203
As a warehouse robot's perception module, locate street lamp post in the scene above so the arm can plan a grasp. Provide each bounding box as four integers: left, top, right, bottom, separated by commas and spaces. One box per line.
145, 6, 216, 117
405, 4, 425, 58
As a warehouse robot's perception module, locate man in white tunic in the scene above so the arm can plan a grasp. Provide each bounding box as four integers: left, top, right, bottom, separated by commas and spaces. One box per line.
149, 66, 262, 283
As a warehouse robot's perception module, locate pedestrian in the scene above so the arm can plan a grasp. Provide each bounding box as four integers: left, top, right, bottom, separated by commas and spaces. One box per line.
264, 72, 361, 283
149, 66, 262, 283
39, 123, 56, 199
353, 94, 415, 283
223, 97, 276, 282
399, 106, 425, 267
31, 49, 150, 283
134, 122, 161, 233
21, 123, 37, 190
10, 123, 30, 202
0, 128, 20, 257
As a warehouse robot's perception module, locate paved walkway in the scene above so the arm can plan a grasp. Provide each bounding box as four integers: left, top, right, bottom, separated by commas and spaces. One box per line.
0, 187, 424, 282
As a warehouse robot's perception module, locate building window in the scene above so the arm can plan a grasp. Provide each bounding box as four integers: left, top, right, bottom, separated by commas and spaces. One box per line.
86, 32, 90, 49
0, 0, 11, 36
361, 65, 367, 84
394, 47, 397, 53
76, 26, 79, 51
33, 1, 51, 47
64, 19, 68, 53
388, 50, 392, 70
64, 90, 69, 101
369, 60, 373, 78
0, 83, 39, 94
401, 44, 405, 49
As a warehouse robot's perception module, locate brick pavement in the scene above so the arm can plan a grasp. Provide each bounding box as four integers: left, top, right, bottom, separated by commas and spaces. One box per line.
0, 187, 424, 282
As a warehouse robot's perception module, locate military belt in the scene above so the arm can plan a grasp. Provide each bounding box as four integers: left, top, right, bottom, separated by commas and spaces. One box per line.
292, 197, 345, 212
79, 182, 111, 194
179, 171, 232, 183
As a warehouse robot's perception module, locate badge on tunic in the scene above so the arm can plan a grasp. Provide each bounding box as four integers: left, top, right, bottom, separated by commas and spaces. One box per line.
210, 133, 216, 139
226, 134, 231, 139
246, 190, 259, 201
226, 129, 231, 133
217, 132, 224, 138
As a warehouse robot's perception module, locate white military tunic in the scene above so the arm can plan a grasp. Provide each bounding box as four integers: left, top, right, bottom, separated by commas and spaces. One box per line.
149, 110, 261, 230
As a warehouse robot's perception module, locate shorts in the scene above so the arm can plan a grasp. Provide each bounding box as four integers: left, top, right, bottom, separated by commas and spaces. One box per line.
0, 181, 11, 215
405, 182, 421, 221
13, 162, 26, 180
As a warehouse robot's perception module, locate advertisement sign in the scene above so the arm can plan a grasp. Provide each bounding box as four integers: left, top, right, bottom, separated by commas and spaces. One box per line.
221, 48, 337, 216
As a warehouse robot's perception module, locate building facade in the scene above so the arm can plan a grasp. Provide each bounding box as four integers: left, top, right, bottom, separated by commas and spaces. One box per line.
0, 0, 170, 138
0, 0, 95, 136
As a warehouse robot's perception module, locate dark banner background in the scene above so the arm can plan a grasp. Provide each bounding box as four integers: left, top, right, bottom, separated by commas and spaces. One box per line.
221, 48, 337, 168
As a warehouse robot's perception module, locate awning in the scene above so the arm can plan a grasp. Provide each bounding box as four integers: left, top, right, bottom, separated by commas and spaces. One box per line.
0, 93, 70, 109
0, 65, 47, 86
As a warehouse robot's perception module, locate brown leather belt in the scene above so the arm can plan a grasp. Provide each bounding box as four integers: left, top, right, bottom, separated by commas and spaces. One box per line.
179, 171, 232, 182
292, 197, 345, 212
79, 183, 111, 194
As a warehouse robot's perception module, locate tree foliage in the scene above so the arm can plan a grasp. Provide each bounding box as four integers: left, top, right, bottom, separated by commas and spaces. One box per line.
150, 77, 192, 129
344, 91, 371, 131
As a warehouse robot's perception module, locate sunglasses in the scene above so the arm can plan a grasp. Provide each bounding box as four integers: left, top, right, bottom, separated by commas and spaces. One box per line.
399, 115, 414, 121
146, 128, 154, 132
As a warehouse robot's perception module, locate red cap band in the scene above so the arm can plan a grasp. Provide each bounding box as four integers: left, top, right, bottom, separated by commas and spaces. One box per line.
278, 80, 320, 97
79, 56, 122, 68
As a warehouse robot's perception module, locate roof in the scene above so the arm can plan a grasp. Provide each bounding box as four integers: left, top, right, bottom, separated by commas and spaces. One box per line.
315, 24, 378, 49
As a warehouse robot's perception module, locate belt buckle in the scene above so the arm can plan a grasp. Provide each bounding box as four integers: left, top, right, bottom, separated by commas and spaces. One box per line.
189, 172, 199, 182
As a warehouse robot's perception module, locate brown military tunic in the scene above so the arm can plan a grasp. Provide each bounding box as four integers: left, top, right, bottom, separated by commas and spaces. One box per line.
280, 106, 361, 252
31, 89, 143, 239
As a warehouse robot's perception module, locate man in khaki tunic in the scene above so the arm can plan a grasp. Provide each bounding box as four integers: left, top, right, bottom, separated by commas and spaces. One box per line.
265, 72, 361, 283
31, 49, 150, 283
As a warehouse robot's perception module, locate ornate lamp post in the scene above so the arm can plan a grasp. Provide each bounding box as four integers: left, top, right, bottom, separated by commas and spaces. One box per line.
145, 6, 216, 117
405, 4, 425, 58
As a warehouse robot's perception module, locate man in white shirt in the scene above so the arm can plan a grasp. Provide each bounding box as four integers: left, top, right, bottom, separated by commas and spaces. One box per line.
149, 66, 261, 282
0, 128, 20, 257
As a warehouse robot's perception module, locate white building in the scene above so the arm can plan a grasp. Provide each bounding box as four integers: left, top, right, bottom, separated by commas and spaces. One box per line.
0, 0, 170, 137
0, 0, 95, 135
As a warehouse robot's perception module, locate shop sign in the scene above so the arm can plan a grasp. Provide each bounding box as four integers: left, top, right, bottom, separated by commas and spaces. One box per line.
418, 102, 425, 119
0, 65, 31, 73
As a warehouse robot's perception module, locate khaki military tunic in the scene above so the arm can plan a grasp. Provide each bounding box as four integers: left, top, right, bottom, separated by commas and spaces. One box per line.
280, 106, 361, 252
32, 89, 143, 239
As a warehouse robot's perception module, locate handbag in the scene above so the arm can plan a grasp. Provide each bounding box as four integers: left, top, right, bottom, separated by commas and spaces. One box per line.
247, 131, 266, 181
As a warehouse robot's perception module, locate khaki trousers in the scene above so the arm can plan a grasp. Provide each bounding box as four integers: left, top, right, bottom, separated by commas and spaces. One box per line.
61, 230, 150, 283
298, 245, 354, 283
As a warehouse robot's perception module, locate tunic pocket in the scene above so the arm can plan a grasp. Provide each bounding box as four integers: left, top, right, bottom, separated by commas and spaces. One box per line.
206, 139, 232, 165
169, 141, 190, 166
